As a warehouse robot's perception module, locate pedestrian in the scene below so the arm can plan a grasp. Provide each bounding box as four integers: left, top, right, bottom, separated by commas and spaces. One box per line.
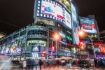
34, 59, 39, 70
69, 60, 72, 68
39, 59, 43, 70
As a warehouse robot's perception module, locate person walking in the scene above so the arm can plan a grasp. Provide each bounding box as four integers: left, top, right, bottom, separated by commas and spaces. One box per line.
39, 59, 43, 70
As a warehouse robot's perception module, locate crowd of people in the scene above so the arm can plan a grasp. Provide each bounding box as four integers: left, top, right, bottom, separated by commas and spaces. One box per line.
22, 59, 73, 70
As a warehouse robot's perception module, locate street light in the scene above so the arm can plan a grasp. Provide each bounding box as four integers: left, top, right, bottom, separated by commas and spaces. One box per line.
52, 32, 61, 41
78, 30, 96, 58
52, 32, 61, 58
78, 30, 87, 39
78, 30, 87, 50
79, 41, 85, 50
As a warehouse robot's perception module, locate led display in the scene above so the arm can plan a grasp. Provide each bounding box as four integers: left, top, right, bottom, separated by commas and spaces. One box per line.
71, 3, 80, 45
36, 0, 72, 29
80, 17, 97, 34
64, 9, 71, 28
39, 0, 64, 22
56, 0, 71, 13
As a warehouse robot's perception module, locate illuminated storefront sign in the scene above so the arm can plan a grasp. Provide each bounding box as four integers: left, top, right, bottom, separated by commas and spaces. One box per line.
27, 40, 47, 47
80, 17, 97, 34
37, 19, 55, 26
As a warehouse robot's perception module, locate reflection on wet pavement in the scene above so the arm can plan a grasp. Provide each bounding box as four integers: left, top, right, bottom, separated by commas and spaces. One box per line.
0, 55, 105, 70
0, 55, 11, 70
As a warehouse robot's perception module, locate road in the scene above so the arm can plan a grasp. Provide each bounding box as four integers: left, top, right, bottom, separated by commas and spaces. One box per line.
0, 55, 105, 70
11, 66, 105, 70
0, 62, 104, 70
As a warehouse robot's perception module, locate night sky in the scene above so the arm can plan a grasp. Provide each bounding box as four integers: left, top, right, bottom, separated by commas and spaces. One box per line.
0, 0, 105, 35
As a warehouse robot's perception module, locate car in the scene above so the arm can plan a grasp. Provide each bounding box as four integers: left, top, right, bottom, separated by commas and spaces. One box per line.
78, 60, 91, 68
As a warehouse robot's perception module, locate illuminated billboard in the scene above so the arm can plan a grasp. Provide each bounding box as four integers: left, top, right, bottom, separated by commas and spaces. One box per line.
36, 0, 72, 28
71, 3, 80, 45
64, 9, 71, 28
41, 0, 64, 19
56, 0, 71, 13
80, 17, 97, 34
36, 0, 64, 22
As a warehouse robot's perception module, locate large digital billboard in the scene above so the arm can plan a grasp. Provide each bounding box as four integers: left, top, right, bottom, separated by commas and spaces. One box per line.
41, 0, 64, 20
36, 0, 72, 29
71, 3, 80, 45
80, 17, 97, 34
64, 9, 71, 28
56, 0, 71, 13
37, 0, 64, 22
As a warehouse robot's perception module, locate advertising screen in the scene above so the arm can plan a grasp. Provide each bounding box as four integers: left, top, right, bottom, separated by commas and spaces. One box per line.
64, 9, 71, 28
71, 3, 80, 45
80, 17, 97, 34
56, 0, 71, 13
36, 0, 72, 29
39, 0, 64, 22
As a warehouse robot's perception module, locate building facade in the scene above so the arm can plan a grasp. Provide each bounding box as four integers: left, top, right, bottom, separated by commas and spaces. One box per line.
0, 0, 79, 59
78, 15, 100, 59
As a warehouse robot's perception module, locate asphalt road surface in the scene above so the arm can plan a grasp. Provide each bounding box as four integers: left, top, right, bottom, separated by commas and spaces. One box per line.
0, 55, 105, 70
0, 62, 104, 70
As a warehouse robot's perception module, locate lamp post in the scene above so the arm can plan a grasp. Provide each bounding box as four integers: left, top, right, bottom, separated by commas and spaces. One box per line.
78, 30, 87, 50
78, 30, 87, 39
88, 36, 96, 58
52, 32, 61, 58
88, 36, 96, 68
78, 30, 96, 66
78, 30, 91, 65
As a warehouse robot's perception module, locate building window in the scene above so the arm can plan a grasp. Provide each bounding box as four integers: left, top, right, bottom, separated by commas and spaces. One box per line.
28, 30, 47, 36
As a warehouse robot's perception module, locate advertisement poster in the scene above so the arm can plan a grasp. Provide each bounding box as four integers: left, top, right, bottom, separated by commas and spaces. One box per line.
80, 17, 97, 34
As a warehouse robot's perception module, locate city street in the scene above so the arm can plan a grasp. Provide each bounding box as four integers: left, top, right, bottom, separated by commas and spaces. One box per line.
0, 63, 105, 70
0, 55, 104, 70
0, 0, 105, 70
